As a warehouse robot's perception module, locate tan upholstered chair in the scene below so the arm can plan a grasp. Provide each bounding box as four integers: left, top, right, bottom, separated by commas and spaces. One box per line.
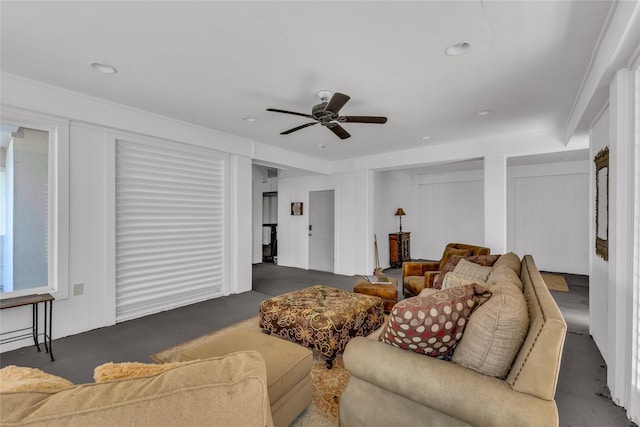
402, 243, 490, 298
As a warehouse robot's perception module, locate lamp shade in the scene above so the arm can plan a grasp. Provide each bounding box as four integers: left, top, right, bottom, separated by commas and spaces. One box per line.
394, 208, 406, 216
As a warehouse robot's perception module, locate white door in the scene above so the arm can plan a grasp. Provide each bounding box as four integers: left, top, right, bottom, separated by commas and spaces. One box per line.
308, 190, 334, 272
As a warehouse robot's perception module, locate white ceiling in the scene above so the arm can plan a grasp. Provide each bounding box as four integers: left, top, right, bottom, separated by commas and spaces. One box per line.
0, 1, 613, 162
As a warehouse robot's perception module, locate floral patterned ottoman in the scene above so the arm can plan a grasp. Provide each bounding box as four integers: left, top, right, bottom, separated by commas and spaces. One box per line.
259, 285, 385, 368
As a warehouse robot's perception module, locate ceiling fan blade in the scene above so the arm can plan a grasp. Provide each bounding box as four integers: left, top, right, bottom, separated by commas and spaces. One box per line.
324, 93, 350, 115
341, 116, 388, 124
328, 123, 351, 140
280, 121, 318, 135
267, 108, 314, 119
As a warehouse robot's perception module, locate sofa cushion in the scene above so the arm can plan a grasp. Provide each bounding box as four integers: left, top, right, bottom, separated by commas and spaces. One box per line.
487, 264, 524, 291
378, 284, 491, 359
0, 366, 74, 393
434, 254, 499, 289
493, 252, 521, 276
441, 272, 487, 290
452, 282, 529, 378
452, 259, 493, 282
0, 351, 273, 427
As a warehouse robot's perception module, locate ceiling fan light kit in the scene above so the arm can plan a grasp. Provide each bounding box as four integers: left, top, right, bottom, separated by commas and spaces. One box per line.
316, 90, 333, 102
267, 92, 387, 140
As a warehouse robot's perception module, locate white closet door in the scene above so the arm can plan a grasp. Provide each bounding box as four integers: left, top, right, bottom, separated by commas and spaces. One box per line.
115, 137, 226, 322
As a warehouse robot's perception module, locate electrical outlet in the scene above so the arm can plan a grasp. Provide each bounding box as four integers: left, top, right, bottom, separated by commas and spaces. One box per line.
73, 283, 84, 296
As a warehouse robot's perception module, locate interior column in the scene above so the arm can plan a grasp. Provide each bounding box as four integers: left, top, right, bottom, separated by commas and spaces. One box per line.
230, 154, 253, 294
484, 155, 507, 254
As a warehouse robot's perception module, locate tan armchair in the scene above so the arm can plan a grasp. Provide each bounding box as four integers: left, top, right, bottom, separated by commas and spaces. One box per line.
402, 243, 490, 298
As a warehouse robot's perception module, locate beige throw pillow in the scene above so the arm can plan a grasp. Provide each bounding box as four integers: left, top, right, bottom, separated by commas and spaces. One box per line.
452, 259, 493, 283
0, 366, 74, 392
452, 282, 529, 378
441, 272, 487, 290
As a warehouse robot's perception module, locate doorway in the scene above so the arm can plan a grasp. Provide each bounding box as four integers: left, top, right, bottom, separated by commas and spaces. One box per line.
262, 191, 277, 263
308, 190, 335, 272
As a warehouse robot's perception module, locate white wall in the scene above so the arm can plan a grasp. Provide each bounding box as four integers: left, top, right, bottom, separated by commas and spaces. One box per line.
0, 86, 254, 352
372, 163, 589, 275
276, 155, 589, 277
508, 161, 590, 274
229, 155, 253, 295
276, 170, 372, 276
414, 170, 484, 260
373, 170, 418, 268
590, 107, 610, 356
587, 64, 639, 422
600, 68, 636, 416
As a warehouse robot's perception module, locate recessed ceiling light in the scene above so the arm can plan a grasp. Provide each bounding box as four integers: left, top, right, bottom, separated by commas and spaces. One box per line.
421, 136, 431, 141
475, 109, 493, 116
243, 117, 257, 122
89, 61, 118, 74
444, 42, 471, 56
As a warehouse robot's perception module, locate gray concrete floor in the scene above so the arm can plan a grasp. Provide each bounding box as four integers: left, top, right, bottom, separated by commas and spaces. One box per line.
0, 263, 634, 426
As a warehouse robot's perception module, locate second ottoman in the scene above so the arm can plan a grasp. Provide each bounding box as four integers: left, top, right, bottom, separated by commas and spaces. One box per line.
353, 276, 398, 312
177, 327, 312, 427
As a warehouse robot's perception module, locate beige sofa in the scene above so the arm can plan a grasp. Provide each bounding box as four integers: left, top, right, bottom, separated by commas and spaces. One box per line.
340, 254, 567, 427
0, 351, 274, 427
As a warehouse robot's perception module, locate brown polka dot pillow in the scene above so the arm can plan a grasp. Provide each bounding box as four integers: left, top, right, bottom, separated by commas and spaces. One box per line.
378, 284, 492, 359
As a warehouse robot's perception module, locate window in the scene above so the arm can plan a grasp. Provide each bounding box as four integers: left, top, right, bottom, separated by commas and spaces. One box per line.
0, 108, 69, 299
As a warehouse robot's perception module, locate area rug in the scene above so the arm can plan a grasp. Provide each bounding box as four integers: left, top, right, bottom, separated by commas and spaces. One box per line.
541, 273, 569, 292
151, 316, 344, 426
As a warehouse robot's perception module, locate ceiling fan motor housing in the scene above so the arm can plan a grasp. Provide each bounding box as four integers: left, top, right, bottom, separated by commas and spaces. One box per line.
312, 102, 337, 124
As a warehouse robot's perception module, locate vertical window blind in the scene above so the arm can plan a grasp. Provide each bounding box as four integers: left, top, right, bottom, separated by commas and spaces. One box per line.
115, 138, 226, 322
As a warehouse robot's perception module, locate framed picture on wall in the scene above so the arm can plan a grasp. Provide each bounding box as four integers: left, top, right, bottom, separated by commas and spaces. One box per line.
291, 202, 303, 216
594, 146, 609, 261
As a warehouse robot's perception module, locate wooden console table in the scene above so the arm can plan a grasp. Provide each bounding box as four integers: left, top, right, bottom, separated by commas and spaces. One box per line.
0, 293, 55, 361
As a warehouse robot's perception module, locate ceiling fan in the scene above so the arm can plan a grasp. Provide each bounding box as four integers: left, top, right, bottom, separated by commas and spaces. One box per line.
266, 91, 387, 140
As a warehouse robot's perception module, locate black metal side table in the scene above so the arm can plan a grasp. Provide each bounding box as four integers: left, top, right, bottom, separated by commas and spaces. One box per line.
1, 293, 55, 361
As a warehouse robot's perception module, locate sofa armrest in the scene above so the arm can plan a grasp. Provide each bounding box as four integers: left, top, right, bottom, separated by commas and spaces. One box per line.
343, 337, 558, 427
404, 269, 440, 298
423, 271, 438, 288
402, 261, 439, 278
